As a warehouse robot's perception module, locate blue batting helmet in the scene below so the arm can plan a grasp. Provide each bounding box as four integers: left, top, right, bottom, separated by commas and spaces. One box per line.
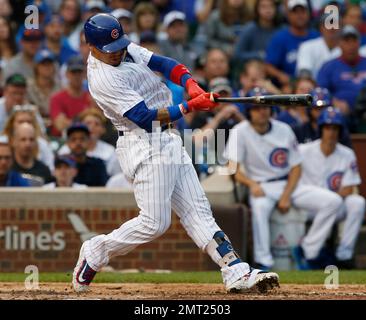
310, 87, 332, 108
317, 106, 345, 137
84, 13, 130, 53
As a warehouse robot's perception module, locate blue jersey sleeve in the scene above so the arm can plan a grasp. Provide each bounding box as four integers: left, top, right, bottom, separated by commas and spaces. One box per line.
124, 101, 184, 132
124, 101, 158, 132
147, 54, 191, 86
148, 54, 178, 79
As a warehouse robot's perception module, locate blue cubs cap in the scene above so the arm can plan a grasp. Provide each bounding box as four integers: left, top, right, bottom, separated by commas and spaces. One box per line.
34, 49, 56, 64
55, 155, 77, 168
84, 13, 130, 53
318, 107, 345, 128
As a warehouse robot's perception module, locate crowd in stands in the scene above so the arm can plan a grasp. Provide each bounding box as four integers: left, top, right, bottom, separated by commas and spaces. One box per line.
0, 0, 364, 187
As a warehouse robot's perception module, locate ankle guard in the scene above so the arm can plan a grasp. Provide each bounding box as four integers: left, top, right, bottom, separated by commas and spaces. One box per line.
207, 231, 242, 268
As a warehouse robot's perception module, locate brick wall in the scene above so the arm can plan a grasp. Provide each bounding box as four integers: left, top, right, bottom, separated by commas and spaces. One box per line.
0, 197, 247, 272
0, 208, 200, 272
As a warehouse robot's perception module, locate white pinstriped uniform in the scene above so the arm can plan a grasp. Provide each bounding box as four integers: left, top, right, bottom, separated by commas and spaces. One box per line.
84, 43, 250, 287
225, 120, 343, 267
299, 140, 365, 260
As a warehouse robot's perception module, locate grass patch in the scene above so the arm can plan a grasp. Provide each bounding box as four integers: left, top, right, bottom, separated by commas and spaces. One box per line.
0, 270, 365, 284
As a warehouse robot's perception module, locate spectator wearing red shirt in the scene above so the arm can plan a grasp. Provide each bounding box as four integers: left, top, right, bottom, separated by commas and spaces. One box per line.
50, 55, 91, 137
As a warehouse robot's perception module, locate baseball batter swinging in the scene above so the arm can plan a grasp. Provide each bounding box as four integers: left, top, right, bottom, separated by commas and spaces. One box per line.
72, 13, 279, 294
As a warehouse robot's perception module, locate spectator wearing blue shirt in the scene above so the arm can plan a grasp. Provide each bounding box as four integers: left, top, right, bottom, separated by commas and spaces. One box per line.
317, 25, 366, 132
42, 14, 78, 65
265, 0, 318, 91
0, 142, 29, 187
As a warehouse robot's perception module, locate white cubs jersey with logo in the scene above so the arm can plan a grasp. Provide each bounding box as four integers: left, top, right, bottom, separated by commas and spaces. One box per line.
224, 119, 302, 182
87, 42, 172, 132
299, 139, 361, 191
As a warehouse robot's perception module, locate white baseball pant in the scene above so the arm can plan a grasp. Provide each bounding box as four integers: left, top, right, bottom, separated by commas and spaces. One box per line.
335, 194, 365, 261
83, 131, 250, 287
249, 180, 343, 267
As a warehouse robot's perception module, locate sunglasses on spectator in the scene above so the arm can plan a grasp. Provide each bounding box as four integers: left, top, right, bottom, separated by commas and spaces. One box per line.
12, 104, 37, 114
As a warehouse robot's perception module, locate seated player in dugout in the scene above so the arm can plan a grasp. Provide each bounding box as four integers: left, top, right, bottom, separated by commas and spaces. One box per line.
298, 107, 365, 269
224, 87, 344, 271
72, 13, 279, 294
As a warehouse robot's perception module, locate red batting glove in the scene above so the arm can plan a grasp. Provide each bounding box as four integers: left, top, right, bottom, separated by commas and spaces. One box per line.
186, 78, 206, 98
180, 92, 219, 114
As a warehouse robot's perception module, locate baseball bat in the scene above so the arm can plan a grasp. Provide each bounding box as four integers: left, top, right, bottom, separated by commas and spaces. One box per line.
212, 94, 313, 107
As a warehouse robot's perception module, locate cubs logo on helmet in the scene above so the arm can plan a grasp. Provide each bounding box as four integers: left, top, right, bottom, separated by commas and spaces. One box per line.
269, 148, 289, 168
327, 171, 343, 191
84, 13, 130, 53
111, 28, 119, 39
